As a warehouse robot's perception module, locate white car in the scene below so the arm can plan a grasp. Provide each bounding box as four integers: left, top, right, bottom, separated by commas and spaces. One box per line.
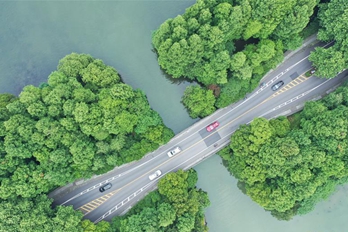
149, 170, 162, 180
167, 146, 181, 157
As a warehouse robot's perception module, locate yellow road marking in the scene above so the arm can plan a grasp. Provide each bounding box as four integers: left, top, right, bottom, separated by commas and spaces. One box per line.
80, 206, 90, 211
91, 201, 100, 206
84, 205, 95, 209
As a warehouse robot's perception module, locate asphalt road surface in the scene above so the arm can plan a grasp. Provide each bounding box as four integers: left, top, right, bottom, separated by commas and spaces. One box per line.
51, 40, 348, 223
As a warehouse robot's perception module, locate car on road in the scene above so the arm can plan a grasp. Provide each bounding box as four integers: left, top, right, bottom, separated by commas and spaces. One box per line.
167, 146, 181, 157
99, 183, 112, 192
149, 170, 162, 180
206, 121, 219, 132
271, 81, 284, 91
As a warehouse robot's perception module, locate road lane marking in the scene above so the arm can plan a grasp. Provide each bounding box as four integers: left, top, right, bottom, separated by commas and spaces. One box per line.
81, 205, 93, 210
77, 190, 119, 215
91, 201, 100, 206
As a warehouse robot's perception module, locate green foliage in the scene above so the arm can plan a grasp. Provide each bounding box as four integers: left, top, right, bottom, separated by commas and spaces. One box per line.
0, 94, 17, 136
309, 47, 346, 78
111, 169, 210, 232
80, 59, 121, 89
219, 82, 348, 220
158, 170, 189, 204
81, 220, 111, 232
271, 0, 318, 49
0, 53, 174, 201
0, 54, 174, 231
309, 0, 348, 78
243, 20, 262, 40
153, 0, 319, 115
182, 85, 216, 118
0, 195, 84, 232
57, 53, 93, 78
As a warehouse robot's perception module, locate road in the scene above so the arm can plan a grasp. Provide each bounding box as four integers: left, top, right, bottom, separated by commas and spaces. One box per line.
51, 40, 348, 223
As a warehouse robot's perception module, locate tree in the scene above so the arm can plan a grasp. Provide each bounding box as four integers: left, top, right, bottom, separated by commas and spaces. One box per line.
271, 0, 318, 49
219, 82, 348, 219
182, 86, 216, 118
158, 170, 189, 204
310, 0, 348, 77
57, 53, 93, 78
0, 195, 84, 232
80, 59, 120, 89
309, 47, 346, 78
0, 53, 174, 205
243, 20, 262, 40
1, 53, 180, 231
157, 203, 176, 227
269, 116, 290, 137
111, 169, 209, 231
176, 213, 195, 232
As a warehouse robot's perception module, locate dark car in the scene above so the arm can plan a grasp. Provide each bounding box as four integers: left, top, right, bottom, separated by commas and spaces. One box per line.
99, 183, 112, 192
206, 121, 219, 132
271, 81, 284, 91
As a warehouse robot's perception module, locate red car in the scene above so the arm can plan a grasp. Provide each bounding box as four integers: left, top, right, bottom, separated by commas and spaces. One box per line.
206, 121, 219, 132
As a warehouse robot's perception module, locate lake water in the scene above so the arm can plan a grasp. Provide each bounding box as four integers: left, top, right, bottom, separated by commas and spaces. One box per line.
0, 1, 347, 231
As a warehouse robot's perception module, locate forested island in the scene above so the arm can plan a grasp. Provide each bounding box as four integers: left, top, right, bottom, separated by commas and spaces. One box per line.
152, 0, 348, 118
219, 81, 348, 220
152, 0, 315, 114
0, 53, 174, 198
0, 54, 210, 231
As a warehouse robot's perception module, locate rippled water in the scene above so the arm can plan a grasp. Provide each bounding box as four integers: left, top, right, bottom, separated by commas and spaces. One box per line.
0, 1, 347, 231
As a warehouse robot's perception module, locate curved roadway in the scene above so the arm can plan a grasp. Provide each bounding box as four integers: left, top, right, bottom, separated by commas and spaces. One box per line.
52, 40, 348, 223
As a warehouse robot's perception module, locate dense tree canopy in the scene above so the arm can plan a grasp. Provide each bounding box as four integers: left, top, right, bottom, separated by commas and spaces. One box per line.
111, 169, 210, 232
219, 82, 348, 220
309, 0, 348, 78
0, 54, 178, 231
0, 195, 81, 232
0, 53, 174, 201
153, 0, 318, 110
0, 54, 211, 232
182, 85, 216, 118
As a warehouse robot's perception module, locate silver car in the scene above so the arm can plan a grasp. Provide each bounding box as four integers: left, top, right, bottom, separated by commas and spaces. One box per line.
167, 147, 181, 157
149, 170, 162, 180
